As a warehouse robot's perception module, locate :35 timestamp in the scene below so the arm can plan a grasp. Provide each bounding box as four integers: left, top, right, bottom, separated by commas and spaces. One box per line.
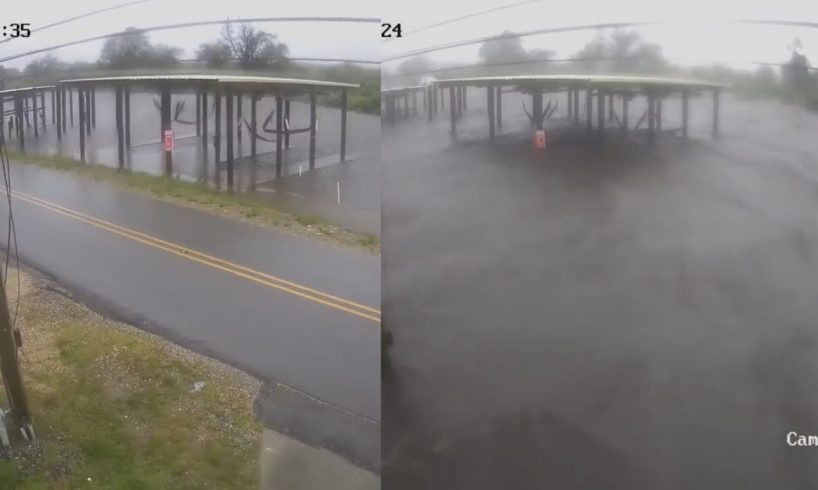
2, 23, 32, 38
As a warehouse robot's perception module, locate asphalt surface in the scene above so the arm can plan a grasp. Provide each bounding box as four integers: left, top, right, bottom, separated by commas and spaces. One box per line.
8, 88, 380, 235
382, 92, 818, 489
0, 162, 380, 470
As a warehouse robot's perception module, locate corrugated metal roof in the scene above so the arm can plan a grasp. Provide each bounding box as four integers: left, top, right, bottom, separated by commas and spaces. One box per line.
0, 85, 56, 95
434, 74, 727, 90
58, 74, 358, 89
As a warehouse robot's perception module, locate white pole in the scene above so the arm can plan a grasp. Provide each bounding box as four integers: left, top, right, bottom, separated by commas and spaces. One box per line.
336, 181, 340, 204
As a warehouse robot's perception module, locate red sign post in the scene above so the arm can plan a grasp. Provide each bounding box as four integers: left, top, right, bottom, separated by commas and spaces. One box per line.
534, 130, 546, 150
163, 130, 174, 152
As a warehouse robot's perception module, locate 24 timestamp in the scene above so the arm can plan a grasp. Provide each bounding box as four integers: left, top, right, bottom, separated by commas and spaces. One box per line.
2, 23, 32, 38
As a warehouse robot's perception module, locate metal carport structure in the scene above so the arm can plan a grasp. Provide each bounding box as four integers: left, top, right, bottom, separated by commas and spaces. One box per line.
433, 74, 728, 143
25, 75, 357, 191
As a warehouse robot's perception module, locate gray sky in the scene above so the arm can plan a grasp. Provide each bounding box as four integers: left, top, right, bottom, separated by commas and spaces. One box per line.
382, 0, 818, 72
1, 0, 381, 69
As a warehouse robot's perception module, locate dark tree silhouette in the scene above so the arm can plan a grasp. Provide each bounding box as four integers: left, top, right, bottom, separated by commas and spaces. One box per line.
220, 20, 289, 69
99, 28, 181, 69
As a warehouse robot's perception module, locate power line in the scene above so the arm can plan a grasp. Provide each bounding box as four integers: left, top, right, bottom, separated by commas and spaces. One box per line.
383, 0, 543, 42
383, 21, 657, 62
1, 17, 380, 64
178, 57, 380, 65
383, 56, 635, 78
383, 19, 818, 63
0, 0, 151, 45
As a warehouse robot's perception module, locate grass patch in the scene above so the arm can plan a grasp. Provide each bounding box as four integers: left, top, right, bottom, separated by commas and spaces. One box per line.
7, 150, 379, 255
0, 269, 262, 489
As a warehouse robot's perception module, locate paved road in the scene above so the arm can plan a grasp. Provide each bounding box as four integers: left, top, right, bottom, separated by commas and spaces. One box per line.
1, 162, 380, 470
382, 94, 818, 489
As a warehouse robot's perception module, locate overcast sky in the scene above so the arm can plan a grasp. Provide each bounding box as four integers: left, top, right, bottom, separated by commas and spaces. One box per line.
1, 0, 381, 69
382, 0, 818, 72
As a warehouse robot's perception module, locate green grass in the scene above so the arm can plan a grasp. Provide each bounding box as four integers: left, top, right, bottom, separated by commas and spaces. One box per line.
0, 272, 262, 489
7, 150, 379, 255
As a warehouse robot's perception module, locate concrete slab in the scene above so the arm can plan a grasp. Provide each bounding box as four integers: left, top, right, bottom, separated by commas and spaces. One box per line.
260, 429, 379, 490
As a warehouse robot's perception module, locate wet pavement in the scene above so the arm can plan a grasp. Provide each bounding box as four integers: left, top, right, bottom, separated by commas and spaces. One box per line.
382, 91, 818, 489
6, 87, 380, 234
1, 162, 380, 471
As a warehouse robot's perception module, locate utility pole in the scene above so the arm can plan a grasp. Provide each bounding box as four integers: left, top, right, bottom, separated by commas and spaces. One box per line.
0, 138, 34, 443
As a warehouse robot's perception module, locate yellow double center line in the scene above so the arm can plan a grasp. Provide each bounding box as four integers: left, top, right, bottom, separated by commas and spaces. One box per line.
4, 189, 381, 323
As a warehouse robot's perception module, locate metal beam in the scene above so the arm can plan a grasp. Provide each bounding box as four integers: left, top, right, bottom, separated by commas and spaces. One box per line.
309, 90, 317, 170
32, 91, 38, 139
78, 90, 85, 160
201, 89, 207, 150
276, 88, 283, 177
533, 91, 543, 130
341, 89, 348, 162
284, 99, 290, 149
160, 85, 172, 176
597, 90, 605, 139
712, 88, 720, 139
647, 93, 655, 144
494, 85, 503, 128
573, 89, 579, 126
622, 95, 629, 134
56, 86, 62, 141
214, 88, 221, 188
85, 88, 91, 136
449, 86, 456, 136
196, 90, 201, 136
125, 85, 131, 148
236, 91, 242, 144
682, 89, 688, 139
225, 88, 234, 190
116, 85, 124, 169
91, 88, 96, 129
487, 85, 495, 140
251, 92, 257, 191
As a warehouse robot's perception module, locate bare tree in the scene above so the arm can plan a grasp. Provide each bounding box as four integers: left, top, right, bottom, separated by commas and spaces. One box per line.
221, 20, 289, 69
